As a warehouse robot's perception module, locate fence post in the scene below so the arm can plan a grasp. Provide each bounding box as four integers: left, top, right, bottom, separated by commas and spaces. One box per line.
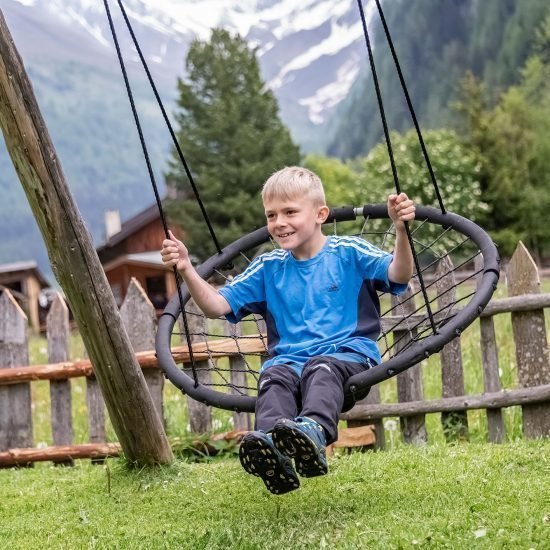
85, 325, 106, 453
475, 256, 504, 443
347, 385, 385, 450
435, 255, 469, 441
181, 300, 212, 433
47, 293, 74, 464
256, 316, 268, 372
120, 279, 164, 425
507, 242, 550, 437
224, 320, 252, 431
0, 290, 32, 453
392, 285, 427, 444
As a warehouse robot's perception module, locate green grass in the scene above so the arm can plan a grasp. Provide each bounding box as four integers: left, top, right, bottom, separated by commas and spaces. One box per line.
0, 440, 548, 548
3, 278, 550, 547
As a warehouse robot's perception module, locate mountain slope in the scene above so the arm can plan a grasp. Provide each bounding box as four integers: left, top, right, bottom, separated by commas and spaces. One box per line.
0, 0, 369, 278
326, 0, 550, 158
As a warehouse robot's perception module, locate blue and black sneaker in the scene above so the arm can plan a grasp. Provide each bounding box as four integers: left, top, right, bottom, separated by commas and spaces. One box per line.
272, 417, 328, 478
239, 431, 300, 495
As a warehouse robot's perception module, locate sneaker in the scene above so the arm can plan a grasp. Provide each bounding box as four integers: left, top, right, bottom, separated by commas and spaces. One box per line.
272, 417, 328, 478
239, 431, 300, 495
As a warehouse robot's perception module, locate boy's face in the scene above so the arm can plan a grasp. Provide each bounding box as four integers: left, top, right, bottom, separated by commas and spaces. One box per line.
264, 195, 329, 258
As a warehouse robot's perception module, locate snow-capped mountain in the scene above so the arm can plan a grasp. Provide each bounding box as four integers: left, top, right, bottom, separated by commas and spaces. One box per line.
4, 0, 374, 144
0, 0, 378, 277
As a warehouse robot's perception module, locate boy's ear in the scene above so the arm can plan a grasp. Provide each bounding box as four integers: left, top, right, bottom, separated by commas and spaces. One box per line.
317, 205, 330, 224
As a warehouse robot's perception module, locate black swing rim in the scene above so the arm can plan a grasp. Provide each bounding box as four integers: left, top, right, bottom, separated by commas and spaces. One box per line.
156, 204, 499, 413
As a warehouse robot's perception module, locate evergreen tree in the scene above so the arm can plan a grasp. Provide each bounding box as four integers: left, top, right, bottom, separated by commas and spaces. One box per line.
455, 16, 550, 259
165, 29, 300, 260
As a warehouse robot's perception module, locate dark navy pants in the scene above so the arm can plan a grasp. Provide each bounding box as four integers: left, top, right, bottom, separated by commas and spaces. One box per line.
254, 356, 370, 445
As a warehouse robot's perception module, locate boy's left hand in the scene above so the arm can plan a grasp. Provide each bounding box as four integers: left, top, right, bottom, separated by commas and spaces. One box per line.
388, 193, 415, 227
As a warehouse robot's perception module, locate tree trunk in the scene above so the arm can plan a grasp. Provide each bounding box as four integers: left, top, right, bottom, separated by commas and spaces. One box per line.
0, 10, 173, 465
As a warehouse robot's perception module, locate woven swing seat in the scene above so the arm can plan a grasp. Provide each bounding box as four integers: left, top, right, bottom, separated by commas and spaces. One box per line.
156, 204, 499, 412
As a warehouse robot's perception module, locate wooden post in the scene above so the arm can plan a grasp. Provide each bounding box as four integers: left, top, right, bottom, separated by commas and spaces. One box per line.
0, 11, 172, 465
86, 375, 106, 453
347, 385, 385, 450
475, 256, 504, 443
255, 316, 268, 370
435, 255, 469, 441
224, 320, 252, 431
181, 300, 212, 433
507, 242, 550, 437
0, 290, 32, 453
24, 275, 42, 334
120, 279, 164, 424
46, 293, 74, 465
392, 285, 427, 444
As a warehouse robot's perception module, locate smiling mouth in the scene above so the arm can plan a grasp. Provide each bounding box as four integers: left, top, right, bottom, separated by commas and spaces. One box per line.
277, 232, 295, 238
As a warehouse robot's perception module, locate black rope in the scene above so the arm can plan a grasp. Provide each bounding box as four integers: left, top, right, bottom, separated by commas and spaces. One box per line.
373, 0, 446, 214
356, 0, 437, 334
115, 0, 223, 255
103, 0, 199, 386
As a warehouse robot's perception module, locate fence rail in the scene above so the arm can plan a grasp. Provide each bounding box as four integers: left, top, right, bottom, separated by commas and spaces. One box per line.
1, 243, 550, 466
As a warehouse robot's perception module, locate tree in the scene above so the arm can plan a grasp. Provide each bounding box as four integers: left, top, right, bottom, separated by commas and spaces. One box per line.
350, 129, 486, 250
482, 56, 550, 259
303, 155, 358, 206
454, 16, 550, 258
355, 129, 485, 216
166, 29, 300, 260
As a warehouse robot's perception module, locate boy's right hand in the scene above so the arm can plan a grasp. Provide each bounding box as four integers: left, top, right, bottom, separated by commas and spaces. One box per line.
161, 230, 191, 272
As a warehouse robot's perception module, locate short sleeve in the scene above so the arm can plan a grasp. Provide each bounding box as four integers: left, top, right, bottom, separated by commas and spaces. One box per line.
354, 239, 409, 295
218, 256, 267, 323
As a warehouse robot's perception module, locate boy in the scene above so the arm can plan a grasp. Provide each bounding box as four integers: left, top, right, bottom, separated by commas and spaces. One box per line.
161, 166, 415, 495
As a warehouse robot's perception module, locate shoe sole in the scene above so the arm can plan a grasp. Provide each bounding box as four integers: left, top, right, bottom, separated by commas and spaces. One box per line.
272, 424, 328, 478
239, 436, 300, 495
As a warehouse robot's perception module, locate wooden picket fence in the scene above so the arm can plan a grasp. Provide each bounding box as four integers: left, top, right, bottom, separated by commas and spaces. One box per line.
1, 242, 550, 467
344, 242, 550, 446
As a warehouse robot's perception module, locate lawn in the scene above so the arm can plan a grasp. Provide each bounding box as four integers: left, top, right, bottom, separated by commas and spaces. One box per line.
2, 273, 549, 548
0, 440, 548, 548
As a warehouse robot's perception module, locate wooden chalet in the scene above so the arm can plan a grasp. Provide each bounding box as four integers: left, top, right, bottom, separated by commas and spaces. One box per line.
0, 260, 50, 332
96, 205, 179, 311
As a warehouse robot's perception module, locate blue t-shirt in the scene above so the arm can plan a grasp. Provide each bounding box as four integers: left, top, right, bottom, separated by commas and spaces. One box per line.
218, 235, 408, 374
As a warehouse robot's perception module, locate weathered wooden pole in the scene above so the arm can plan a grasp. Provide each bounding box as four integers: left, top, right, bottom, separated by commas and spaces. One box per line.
120, 278, 164, 422
182, 300, 213, 433
392, 284, 427, 445
0, 10, 173, 465
224, 319, 252, 431
47, 293, 74, 465
435, 254, 469, 441
475, 255, 505, 443
0, 290, 32, 455
507, 242, 550, 438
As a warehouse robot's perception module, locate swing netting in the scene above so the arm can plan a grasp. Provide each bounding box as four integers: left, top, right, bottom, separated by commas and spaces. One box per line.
156, 204, 499, 412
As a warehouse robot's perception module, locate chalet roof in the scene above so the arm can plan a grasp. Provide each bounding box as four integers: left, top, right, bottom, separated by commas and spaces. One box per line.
0, 260, 37, 274
0, 260, 50, 287
102, 251, 167, 273
97, 204, 161, 251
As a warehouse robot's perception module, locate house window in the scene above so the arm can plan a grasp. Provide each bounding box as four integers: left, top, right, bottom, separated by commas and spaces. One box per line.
6, 280, 22, 293
146, 276, 167, 309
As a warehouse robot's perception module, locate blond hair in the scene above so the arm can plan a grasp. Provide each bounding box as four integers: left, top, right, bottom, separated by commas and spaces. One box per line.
261, 166, 326, 206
